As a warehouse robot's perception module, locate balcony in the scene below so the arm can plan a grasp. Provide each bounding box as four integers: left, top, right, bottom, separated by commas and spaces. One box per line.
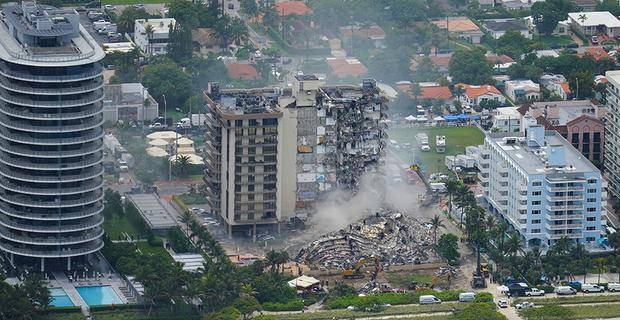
546, 204, 584, 211
0, 127, 104, 146
0, 63, 104, 83
0, 177, 103, 196
0, 103, 102, 120
546, 223, 583, 230
0, 140, 103, 158
0, 77, 104, 95
0, 192, 103, 208
0, 226, 104, 245
547, 232, 583, 240
546, 194, 583, 202
0, 114, 104, 133
0, 165, 103, 183
546, 213, 584, 220
0, 214, 103, 233
546, 185, 585, 192
0, 201, 103, 221
0, 239, 103, 258
0, 152, 102, 171
0, 89, 104, 108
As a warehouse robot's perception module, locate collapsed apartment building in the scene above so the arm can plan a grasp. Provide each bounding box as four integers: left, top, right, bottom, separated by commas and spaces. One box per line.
202, 76, 388, 237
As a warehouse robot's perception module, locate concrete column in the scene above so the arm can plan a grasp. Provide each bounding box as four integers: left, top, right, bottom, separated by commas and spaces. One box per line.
228, 224, 232, 239
10, 253, 13, 264
67, 257, 71, 271
40, 257, 45, 272
253, 224, 257, 243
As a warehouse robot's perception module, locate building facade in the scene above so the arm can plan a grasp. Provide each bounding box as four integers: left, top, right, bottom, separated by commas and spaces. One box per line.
103, 83, 158, 123
203, 77, 387, 236
0, 2, 106, 270
604, 71, 620, 199
505, 79, 540, 102
134, 18, 176, 56
479, 126, 605, 251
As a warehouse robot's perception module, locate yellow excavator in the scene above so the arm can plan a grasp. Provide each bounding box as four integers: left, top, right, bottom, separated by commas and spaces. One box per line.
342, 257, 380, 279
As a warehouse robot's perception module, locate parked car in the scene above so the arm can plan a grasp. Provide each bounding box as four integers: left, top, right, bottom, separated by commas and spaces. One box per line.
591, 35, 599, 44
419, 295, 441, 305
515, 301, 534, 310
497, 299, 508, 308
582, 283, 604, 293
555, 286, 577, 295
608, 283, 620, 292
525, 288, 545, 296
104, 4, 116, 10
149, 122, 167, 130
458, 292, 476, 302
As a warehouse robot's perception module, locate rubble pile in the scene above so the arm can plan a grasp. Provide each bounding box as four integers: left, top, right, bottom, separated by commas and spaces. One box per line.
296, 208, 435, 268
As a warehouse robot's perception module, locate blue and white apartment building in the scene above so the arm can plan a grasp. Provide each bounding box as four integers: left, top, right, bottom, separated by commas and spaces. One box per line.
478, 124, 606, 251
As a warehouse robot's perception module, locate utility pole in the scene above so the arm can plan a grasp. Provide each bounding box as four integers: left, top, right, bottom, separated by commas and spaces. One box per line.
162, 94, 167, 126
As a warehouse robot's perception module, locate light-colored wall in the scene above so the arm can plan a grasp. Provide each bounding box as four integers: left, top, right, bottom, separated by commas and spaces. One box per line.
277, 105, 298, 221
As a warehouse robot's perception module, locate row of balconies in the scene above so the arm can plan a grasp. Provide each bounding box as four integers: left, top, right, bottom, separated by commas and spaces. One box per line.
545, 194, 583, 202
546, 213, 584, 220
0, 201, 102, 221
546, 223, 583, 230
546, 204, 584, 211
0, 191, 103, 208
0, 76, 104, 96
0, 152, 102, 171
0, 127, 104, 146
547, 232, 583, 240
0, 226, 103, 245
0, 139, 103, 159
0, 88, 104, 108
546, 185, 585, 192
0, 238, 103, 258
0, 165, 103, 183
0, 103, 102, 120
0, 63, 103, 83
0, 214, 103, 233
0, 114, 104, 134
0, 177, 103, 196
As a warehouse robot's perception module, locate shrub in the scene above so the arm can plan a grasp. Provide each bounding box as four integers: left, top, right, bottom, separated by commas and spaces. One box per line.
520, 305, 575, 319
537, 285, 554, 293
453, 302, 506, 320
262, 299, 304, 311
474, 292, 494, 303
354, 295, 385, 312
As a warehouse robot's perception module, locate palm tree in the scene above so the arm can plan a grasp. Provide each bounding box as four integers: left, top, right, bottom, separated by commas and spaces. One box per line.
595, 257, 607, 284
144, 24, 155, 56
229, 17, 249, 46
445, 179, 461, 214
429, 215, 446, 246
179, 210, 193, 233
212, 15, 232, 49
173, 155, 192, 177
454, 187, 475, 225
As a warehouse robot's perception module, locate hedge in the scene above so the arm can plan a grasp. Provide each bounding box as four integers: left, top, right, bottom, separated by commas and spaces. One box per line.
89, 304, 147, 312
325, 290, 464, 310
46, 306, 82, 313
474, 292, 494, 303
262, 299, 304, 311
172, 195, 189, 212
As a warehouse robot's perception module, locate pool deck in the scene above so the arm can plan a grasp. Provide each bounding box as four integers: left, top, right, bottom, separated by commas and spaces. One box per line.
49, 270, 129, 313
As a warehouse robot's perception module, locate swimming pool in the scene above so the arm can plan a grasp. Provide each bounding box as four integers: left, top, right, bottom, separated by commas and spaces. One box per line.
49, 288, 74, 307
76, 286, 123, 306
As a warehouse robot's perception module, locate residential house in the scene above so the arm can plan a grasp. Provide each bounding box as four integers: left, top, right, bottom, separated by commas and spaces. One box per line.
499, 0, 532, 10
457, 84, 505, 107
539, 74, 571, 100
410, 54, 452, 76
274, 1, 312, 17
339, 24, 386, 48
103, 83, 159, 122
482, 18, 531, 39
518, 100, 604, 166
191, 28, 220, 55
134, 18, 176, 56
486, 54, 516, 73
493, 107, 522, 132
226, 63, 261, 81
568, 11, 620, 37
431, 16, 484, 44
524, 16, 570, 36
585, 47, 612, 61
326, 57, 368, 79
505, 79, 540, 102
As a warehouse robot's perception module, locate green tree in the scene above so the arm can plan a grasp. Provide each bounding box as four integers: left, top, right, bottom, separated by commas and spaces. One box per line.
495, 29, 532, 59
429, 215, 446, 245
449, 49, 493, 85
570, 71, 595, 99
117, 7, 159, 34
532, 0, 577, 35
172, 154, 192, 177
232, 296, 261, 320
367, 48, 413, 83
167, 23, 193, 63
240, 0, 259, 18
229, 17, 250, 46
445, 179, 462, 214
595, 257, 607, 284
413, 57, 440, 82
142, 59, 192, 109
596, 0, 620, 16
437, 233, 461, 265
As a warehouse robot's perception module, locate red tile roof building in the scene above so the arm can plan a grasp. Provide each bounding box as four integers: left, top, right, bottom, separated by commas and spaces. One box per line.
226, 63, 261, 81
274, 1, 312, 17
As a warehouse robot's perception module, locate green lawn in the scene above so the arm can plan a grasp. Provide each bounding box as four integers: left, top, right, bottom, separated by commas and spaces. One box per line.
276, 303, 462, 320
514, 294, 620, 306
534, 35, 575, 48
386, 272, 433, 288
568, 304, 620, 319
388, 126, 484, 173
103, 214, 141, 240
102, 0, 170, 4
302, 59, 330, 74
136, 241, 173, 263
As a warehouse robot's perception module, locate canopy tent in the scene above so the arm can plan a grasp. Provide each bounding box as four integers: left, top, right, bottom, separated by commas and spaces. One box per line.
169, 154, 204, 165
147, 131, 182, 141
176, 137, 194, 147
404, 115, 417, 121
287, 275, 320, 289
146, 147, 168, 157
148, 138, 169, 147
444, 114, 481, 122
176, 147, 196, 155
433, 116, 445, 121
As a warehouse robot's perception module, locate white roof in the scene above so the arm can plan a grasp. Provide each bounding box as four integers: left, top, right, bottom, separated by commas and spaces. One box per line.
176, 137, 194, 146
569, 11, 620, 28
287, 275, 320, 288
148, 138, 169, 146
176, 147, 196, 155
405, 115, 417, 121
135, 18, 177, 33
146, 147, 168, 157
147, 131, 182, 140
495, 107, 520, 116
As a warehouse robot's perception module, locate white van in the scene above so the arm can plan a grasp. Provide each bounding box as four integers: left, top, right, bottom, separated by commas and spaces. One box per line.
419, 295, 442, 304
608, 283, 620, 292
458, 292, 476, 302
582, 283, 604, 293
555, 286, 577, 295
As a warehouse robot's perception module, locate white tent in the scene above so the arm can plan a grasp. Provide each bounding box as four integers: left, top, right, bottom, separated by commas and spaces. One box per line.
287, 275, 320, 289
148, 139, 169, 147
169, 154, 204, 165
146, 147, 168, 157
433, 116, 445, 122
176, 137, 194, 147
176, 147, 196, 155
405, 115, 417, 121
147, 131, 181, 141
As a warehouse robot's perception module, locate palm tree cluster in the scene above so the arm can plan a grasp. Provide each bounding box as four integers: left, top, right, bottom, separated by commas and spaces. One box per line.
0, 273, 50, 320
211, 15, 250, 50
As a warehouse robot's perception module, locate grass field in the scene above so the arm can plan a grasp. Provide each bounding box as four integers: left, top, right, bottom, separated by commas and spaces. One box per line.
568, 304, 620, 319
136, 241, 173, 263
386, 272, 434, 288
102, 0, 170, 5
276, 303, 462, 320
388, 126, 484, 173
535, 35, 575, 48
103, 214, 141, 240
514, 294, 620, 306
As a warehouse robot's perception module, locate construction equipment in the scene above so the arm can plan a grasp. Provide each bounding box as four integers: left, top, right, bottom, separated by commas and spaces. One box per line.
342, 258, 367, 279
480, 263, 490, 277
471, 274, 487, 289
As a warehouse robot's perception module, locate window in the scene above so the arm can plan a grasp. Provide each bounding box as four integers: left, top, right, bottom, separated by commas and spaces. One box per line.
531, 219, 541, 224
593, 132, 601, 142
583, 132, 590, 143
248, 194, 254, 201
532, 181, 542, 187
572, 132, 579, 142
532, 210, 541, 214
249, 119, 258, 126
587, 188, 597, 193
531, 200, 541, 205
587, 217, 596, 222
586, 237, 595, 242
531, 229, 541, 234
263, 118, 277, 125
588, 179, 597, 184
248, 185, 254, 192
587, 198, 596, 203
587, 207, 596, 212
586, 226, 596, 231
532, 191, 541, 196
235, 120, 243, 127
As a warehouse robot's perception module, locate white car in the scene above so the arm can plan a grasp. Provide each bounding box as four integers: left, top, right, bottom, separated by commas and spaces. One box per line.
582, 283, 604, 293
515, 301, 534, 310
104, 5, 116, 10
497, 299, 508, 308
525, 288, 545, 296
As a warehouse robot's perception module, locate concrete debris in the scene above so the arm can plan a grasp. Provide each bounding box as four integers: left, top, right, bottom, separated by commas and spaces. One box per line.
295, 208, 435, 268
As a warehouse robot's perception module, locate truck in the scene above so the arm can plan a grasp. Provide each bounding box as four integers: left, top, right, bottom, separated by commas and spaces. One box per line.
87, 10, 103, 20
415, 133, 430, 151
93, 20, 111, 31
436, 135, 446, 153
191, 113, 207, 127
176, 117, 191, 129
98, 24, 117, 34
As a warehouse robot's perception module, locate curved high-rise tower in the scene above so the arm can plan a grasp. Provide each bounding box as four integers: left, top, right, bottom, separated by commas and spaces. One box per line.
0, 2, 105, 271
